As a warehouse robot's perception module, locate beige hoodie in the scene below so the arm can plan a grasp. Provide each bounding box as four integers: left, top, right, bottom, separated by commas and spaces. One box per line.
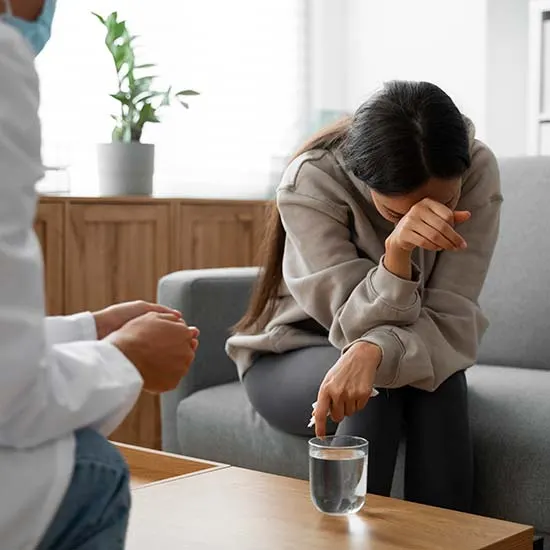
226, 125, 502, 391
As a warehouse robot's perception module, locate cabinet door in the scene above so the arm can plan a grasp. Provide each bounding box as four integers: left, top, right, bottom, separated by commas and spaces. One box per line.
65, 202, 172, 449
66, 202, 171, 313
178, 203, 267, 269
34, 201, 64, 315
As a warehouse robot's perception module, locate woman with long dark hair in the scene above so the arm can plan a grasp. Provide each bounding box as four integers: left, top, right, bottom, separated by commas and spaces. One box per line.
227, 81, 502, 512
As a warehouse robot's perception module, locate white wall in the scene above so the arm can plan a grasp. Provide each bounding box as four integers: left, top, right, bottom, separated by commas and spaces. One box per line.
485, 0, 529, 156
345, 0, 488, 139
309, 0, 350, 115
309, 0, 531, 157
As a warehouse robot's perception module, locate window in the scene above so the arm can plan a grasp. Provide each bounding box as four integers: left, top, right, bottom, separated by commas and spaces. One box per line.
37, 0, 310, 197
528, 0, 550, 154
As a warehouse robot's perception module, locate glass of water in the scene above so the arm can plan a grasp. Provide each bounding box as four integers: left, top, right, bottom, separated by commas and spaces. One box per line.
309, 435, 368, 515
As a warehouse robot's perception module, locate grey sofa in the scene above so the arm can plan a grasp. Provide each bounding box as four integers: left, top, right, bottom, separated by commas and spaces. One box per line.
160, 157, 550, 540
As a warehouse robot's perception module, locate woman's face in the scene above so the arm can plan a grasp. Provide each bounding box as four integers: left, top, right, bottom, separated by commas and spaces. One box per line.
370, 176, 462, 223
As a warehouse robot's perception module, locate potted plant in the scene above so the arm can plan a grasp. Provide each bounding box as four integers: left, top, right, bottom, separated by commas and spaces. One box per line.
93, 11, 198, 195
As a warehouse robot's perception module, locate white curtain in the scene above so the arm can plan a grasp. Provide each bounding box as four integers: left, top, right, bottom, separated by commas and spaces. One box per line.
36, 0, 310, 198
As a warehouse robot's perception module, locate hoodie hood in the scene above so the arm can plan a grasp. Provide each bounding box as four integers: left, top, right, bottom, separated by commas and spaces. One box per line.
463, 115, 476, 152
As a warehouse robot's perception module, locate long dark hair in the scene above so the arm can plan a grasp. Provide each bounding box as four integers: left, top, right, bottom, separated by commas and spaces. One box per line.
235, 81, 471, 333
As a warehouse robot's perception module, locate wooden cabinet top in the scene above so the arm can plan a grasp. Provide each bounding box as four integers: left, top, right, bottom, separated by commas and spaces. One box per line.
38, 194, 269, 207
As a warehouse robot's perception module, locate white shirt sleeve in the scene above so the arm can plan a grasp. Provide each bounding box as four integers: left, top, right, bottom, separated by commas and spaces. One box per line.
0, 25, 143, 449
44, 312, 97, 346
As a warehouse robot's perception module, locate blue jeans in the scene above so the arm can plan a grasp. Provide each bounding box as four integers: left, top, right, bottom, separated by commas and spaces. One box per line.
37, 429, 131, 550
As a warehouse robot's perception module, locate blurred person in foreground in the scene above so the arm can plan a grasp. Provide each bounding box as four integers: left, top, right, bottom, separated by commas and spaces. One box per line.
0, 1, 199, 548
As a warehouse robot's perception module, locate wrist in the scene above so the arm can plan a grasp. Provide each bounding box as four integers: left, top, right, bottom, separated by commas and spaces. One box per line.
349, 341, 382, 369
108, 332, 138, 368
93, 310, 112, 340
385, 235, 411, 257
384, 237, 413, 280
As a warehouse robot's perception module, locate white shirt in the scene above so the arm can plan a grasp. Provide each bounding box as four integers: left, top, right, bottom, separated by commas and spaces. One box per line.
0, 23, 143, 550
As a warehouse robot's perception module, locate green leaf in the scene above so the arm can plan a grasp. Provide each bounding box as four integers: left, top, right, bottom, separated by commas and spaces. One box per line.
132, 103, 160, 140
113, 44, 131, 73
105, 12, 118, 31
135, 63, 156, 70
114, 22, 126, 40
120, 53, 136, 82
138, 103, 161, 125
135, 91, 165, 104
137, 75, 156, 86
178, 100, 190, 109
92, 12, 106, 26
130, 76, 155, 99
105, 13, 120, 42
110, 92, 132, 106
103, 12, 129, 51
176, 90, 200, 96
135, 76, 153, 88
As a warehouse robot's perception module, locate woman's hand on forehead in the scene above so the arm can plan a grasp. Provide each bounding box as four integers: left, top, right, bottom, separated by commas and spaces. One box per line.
386, 197, 471, 253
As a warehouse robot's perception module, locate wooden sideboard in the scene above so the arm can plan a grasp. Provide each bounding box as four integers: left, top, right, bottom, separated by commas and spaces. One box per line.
35, 195, 268, 449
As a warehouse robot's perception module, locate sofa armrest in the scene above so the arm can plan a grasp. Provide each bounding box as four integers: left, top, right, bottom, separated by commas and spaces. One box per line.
158, 267, 259, 453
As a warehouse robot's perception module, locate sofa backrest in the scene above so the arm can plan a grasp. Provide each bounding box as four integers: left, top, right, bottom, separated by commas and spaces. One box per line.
477, 156, 550, 370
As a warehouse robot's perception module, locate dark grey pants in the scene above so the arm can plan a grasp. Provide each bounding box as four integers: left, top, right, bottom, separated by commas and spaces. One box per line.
243, 347, 473, 512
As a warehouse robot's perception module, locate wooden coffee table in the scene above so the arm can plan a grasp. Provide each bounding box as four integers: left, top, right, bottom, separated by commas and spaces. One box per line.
117, 445, 533, 550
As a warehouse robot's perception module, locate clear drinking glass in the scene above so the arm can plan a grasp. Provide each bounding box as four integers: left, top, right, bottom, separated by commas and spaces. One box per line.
308, 435, 368, 515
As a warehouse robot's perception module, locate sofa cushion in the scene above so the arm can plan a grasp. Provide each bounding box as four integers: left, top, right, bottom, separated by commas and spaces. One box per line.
177, 382, 310, 479
386, 363, 550, 540
466, 364, 550, 533
477, 157, 550, 370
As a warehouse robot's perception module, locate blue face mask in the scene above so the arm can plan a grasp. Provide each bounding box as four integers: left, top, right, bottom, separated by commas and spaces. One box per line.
1, 0, 57, 56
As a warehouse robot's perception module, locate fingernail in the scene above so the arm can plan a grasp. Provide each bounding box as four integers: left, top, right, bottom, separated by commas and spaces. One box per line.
460, 241, 467, 249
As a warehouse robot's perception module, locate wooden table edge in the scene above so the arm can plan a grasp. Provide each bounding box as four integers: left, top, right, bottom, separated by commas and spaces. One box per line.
114, 442, 230, 490
113, 442, 227, 469
130, 464, 231, 491
483, 526, 535, 550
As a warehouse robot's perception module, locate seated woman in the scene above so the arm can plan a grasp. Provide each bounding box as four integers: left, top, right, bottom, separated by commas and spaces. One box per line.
227, 81, 502, 513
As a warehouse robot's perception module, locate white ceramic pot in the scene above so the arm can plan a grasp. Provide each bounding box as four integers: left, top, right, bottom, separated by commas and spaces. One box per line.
97, 142, 155, 196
